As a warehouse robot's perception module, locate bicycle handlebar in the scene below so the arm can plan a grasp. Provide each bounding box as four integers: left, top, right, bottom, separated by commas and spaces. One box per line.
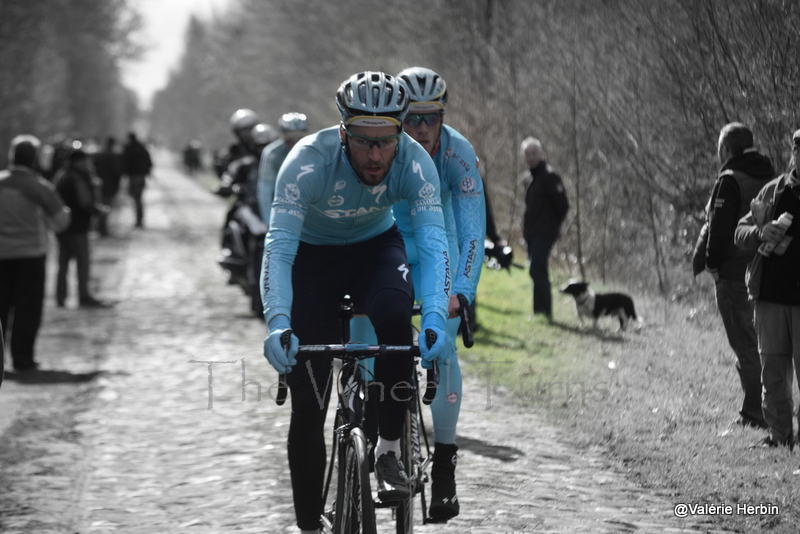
275, 329, 439, 406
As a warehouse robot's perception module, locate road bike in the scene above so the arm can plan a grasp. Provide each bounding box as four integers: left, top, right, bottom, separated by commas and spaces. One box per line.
275, 294, 473, 533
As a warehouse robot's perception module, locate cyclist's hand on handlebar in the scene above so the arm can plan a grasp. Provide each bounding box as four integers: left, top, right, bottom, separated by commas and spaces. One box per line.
264, 316, 298, 374
419, 313, 449, 369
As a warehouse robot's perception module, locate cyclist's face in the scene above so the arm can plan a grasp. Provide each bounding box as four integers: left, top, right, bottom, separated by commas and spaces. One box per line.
341, 125, 399, 186
402, 112, 442, 155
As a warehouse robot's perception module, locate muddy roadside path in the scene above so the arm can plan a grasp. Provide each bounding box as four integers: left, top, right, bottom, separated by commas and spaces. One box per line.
0, 153, 728, 533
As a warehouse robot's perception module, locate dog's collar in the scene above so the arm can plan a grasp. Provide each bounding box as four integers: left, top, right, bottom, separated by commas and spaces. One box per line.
576, 294, 592, 305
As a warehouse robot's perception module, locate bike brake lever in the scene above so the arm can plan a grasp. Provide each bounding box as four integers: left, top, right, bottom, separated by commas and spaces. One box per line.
275, 329, 292, 406
456, 293, 474, 348
422, 329, 439, 405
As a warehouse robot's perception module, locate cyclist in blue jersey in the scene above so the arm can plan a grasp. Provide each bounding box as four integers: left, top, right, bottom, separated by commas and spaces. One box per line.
256, 112, 309, 222
352, 67, 486, 523
261, 71, 451, 534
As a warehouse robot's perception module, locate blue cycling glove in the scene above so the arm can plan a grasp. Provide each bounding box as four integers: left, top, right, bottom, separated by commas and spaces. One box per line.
263, 315, 299, 374
419, 312, 449, 369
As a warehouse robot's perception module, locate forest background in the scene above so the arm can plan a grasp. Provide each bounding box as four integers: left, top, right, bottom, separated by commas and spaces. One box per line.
3, 0, 800, 299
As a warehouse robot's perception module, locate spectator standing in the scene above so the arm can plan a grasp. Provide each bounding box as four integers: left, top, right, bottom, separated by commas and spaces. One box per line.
53, 147, 107, 308
0, 135, 71, 371
692, 122, 774, 429
520, 137, 569, 320
93, 136, 123, 236
121, 132, 153, 228
735, 128, 800, 449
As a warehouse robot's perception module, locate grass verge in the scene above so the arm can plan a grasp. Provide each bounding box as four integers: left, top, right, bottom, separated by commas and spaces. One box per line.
463, 265, 800, 533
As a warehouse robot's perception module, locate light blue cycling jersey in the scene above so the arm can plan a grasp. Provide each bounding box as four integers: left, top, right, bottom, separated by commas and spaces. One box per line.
393, 124, 485, 304
262, 126, 451, 325
256, 138, 292, 222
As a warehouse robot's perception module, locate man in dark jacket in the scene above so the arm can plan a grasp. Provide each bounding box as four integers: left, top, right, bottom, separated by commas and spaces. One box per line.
54, 148, 107, 308
692, 122, 775, 429
1, 135, 71, 370
93, 136, 122, 236
520, 137, 569, 320
122, 132, 153, 228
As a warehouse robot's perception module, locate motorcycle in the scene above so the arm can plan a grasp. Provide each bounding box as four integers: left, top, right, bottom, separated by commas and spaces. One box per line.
215, 163, 267, 318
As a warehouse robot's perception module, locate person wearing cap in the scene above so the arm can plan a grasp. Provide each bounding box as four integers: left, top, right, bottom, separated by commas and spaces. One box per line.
692, 123, 775, 431
0, 135, 71, 372
260, 71, 450, 534
256, 112, 310, 223
53, 145, 108, 308
735, 127, 800, 449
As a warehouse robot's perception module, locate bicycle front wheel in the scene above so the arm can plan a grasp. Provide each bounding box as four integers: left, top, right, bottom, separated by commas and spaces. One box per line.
336, 427, 377, 534
395, 408, 416, 534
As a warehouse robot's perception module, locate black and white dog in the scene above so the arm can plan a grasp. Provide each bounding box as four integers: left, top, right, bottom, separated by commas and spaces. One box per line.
560, 279, 642, 331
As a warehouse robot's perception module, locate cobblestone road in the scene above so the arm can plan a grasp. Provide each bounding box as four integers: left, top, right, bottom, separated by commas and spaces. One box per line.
0, 154, 730, 533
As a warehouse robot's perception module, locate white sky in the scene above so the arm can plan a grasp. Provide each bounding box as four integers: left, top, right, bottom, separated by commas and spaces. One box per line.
121, 0, 232, 109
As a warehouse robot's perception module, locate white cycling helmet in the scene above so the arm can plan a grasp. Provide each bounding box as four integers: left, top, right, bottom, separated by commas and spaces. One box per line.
397, 67, 448, 113
229, 108, 260, 132
336, 71, 409, 127
278, 112, 309, 133
250, 123, 279, 146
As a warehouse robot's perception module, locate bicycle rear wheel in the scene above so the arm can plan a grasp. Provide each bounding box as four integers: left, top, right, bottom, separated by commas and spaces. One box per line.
336, 427, 377, 534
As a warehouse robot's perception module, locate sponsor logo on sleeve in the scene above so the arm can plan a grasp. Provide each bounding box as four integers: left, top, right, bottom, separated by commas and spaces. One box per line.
460, 176, 476, 194
285, 183, 301, 202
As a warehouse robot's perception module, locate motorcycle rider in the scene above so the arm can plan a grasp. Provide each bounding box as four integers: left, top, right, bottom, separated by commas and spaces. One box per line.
217, 123, 278, 205
256, 112, 309, 222
214, 108, 261, 177
216, 123, 278, 315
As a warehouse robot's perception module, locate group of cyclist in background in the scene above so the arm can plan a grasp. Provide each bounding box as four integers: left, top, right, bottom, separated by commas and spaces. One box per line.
213, 68, 510, 534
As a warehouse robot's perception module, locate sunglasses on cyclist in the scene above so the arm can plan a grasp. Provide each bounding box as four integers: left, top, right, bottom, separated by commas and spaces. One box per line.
404, 113, 443, 128
345, 129, 401, 151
